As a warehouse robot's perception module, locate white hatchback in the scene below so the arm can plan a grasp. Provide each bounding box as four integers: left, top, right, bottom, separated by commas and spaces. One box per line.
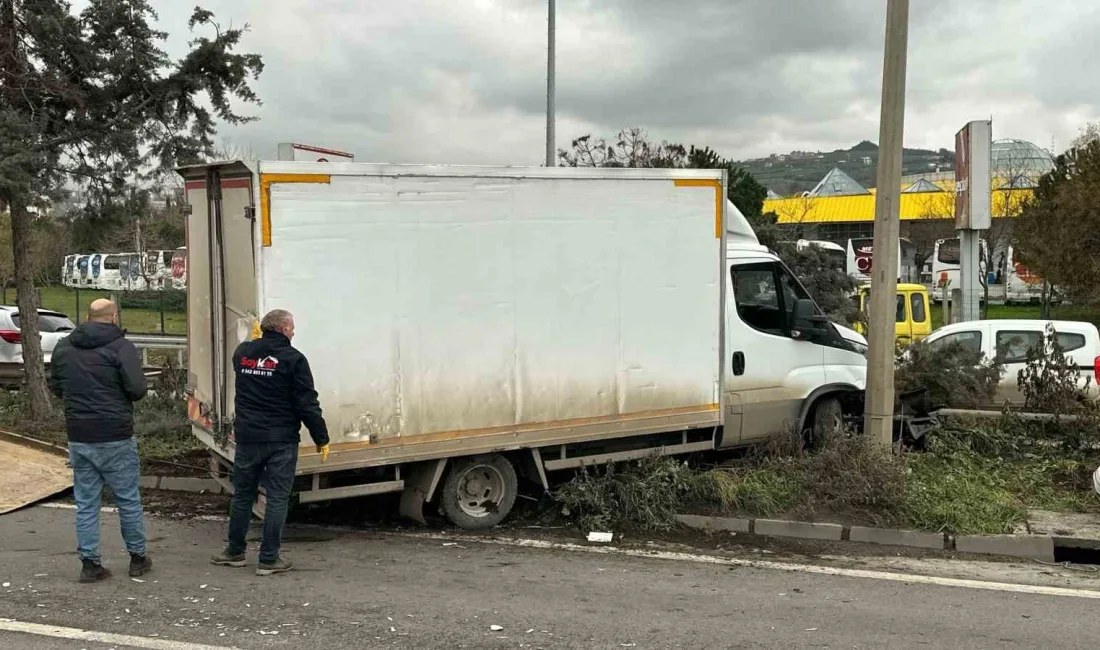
923, 319, 1100, 406
0, 307, 76, 364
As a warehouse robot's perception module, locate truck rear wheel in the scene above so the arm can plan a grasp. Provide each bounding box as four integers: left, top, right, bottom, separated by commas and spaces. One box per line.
440, 454, 517, 530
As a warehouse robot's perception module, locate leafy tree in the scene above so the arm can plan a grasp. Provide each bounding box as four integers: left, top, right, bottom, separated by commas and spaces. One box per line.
0, 0, 263, 418
558, 127, 766, 216
1014, 141, 1100, 306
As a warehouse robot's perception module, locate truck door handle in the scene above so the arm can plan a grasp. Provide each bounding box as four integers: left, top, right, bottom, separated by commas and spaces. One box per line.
732, 351, 745, 376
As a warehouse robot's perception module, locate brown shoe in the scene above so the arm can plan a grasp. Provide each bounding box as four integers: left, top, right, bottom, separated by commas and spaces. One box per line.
256, 557, 293, 576
211, 550, 247, 568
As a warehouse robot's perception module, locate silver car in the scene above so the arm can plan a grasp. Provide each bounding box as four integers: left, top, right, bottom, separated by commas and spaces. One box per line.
0, 307, 76, 364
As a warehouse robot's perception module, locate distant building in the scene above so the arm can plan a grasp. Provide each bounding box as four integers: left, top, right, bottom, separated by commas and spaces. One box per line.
761, 138, 1055, 271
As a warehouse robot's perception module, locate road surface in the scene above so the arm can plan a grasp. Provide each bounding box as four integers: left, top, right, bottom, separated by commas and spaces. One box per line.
2, 505, 1100, 648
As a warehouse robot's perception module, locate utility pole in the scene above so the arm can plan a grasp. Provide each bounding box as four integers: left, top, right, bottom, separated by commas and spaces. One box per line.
864, 0, 910, 449
545, 0, 556, 167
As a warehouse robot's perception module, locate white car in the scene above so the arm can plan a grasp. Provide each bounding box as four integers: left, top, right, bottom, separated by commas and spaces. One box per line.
923, 319, 1100, 406
0, 307, 76, 364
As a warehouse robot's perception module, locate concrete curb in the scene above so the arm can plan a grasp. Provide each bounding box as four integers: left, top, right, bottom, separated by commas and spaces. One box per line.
676, 513, 1059, 562
141, 475, 222, 494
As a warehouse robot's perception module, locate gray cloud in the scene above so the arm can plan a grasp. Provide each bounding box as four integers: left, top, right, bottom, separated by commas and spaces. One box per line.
153, 0, 1100, 164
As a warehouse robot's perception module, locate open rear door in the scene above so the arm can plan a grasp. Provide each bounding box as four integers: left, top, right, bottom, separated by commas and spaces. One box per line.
179, 162, 259, 453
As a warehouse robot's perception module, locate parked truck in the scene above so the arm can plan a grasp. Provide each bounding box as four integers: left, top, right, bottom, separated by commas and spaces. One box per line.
179, 161, 868, 529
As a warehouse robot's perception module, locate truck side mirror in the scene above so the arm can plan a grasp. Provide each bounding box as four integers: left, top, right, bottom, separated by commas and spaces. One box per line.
792, 298, 828, 339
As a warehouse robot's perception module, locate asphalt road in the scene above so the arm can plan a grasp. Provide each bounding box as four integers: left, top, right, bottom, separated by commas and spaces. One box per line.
2, 506, 1100, 649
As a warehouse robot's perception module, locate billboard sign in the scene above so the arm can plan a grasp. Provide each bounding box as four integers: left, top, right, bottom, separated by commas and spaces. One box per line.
954, 120, 992, 230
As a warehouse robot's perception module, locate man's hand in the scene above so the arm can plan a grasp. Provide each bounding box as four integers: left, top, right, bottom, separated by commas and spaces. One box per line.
316, 444, 330, 463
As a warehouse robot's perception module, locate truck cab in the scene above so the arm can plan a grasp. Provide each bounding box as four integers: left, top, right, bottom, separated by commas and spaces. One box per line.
853, 283, 932, 346
722, 205, 867, 446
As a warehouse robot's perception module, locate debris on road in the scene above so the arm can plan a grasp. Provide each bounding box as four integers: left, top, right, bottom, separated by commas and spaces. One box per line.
490, 624, 504, 631
587, 532, 614, 543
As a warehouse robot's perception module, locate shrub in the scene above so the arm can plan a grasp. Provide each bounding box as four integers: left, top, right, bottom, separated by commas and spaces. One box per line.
800, 430, 909, 526
1018, 324, 1095, 415
895, 341, 1002, 409
118, 290, 186, 312
554, 457, 700, 532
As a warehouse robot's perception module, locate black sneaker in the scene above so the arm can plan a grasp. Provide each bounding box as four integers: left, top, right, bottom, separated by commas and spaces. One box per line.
129, 553, 152, 578
79, 559, 111, 584
211, 550, 247, 568
256, 557, 293, 576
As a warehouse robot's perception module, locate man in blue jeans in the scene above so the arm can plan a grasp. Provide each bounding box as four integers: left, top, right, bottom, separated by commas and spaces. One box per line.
50, 299, 150, 583
211, 309, 329, 576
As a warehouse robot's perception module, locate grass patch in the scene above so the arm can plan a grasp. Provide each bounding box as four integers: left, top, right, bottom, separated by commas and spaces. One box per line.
554, 421, 1100, 535
25, 285, 187, 335
692, 464, 803, 518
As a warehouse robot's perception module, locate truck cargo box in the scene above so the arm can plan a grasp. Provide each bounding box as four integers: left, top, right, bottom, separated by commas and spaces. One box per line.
180, 163, 726, 473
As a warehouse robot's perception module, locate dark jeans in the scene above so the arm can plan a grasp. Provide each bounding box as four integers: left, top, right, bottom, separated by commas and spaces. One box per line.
227, 442, 298, 564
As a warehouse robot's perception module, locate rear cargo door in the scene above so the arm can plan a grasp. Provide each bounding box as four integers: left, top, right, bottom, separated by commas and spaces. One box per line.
181, 163, 258, 438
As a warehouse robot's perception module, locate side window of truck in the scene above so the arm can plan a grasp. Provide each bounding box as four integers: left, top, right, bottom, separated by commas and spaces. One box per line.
731, 265, 784, 337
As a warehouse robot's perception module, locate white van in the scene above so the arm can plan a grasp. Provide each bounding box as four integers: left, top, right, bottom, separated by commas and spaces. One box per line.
931, 237, 988, 303
924, 319, 1100, 406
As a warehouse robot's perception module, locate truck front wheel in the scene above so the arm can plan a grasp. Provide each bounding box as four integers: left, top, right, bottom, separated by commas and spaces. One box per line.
440, 454, 518, 530
808, 396, 844, 449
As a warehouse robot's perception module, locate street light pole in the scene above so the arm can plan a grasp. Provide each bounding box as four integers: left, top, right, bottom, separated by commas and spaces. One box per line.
545, 0, 556, 167
864, 0, 910, 449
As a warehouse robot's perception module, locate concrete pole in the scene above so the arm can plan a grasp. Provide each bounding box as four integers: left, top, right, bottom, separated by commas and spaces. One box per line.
864, 0, 909, 449
545, 0, 556, 167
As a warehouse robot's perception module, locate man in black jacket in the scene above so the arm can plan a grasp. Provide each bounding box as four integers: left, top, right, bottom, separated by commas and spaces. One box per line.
212, 309, 329, 576
50, 299, 151, 583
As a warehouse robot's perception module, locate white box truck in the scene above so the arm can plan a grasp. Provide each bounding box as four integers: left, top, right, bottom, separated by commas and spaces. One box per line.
179, 162, 868, 529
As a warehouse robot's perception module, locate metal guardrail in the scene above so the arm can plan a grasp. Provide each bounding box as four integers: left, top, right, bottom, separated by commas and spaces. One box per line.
124, 333, 186, 367
126, 333, 186, 349
0, 334, 187, 386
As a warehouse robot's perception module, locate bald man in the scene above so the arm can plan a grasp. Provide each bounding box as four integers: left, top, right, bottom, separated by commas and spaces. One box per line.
50, 299, 150, 584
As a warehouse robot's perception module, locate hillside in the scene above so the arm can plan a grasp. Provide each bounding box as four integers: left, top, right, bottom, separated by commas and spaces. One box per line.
740, 142, 954, 197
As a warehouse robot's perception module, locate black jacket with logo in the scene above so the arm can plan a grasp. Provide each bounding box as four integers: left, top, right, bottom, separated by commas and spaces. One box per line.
232, 330, 329, 447
49, 322, 148, 443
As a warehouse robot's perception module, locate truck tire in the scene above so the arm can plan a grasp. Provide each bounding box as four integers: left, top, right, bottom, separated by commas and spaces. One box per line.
440, 454, 518, 530
808, 396, 844, 449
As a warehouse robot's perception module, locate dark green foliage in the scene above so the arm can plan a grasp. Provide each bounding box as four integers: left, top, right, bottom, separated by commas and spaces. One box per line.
1015, 141, 1100, 306
895, 341, 1003, 409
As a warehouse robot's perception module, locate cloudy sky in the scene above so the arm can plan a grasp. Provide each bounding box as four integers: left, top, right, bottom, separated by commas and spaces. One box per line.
154, 0, 1100, 165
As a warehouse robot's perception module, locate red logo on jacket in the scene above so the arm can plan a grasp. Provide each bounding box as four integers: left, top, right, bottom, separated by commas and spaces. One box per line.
239, 356, 279, 376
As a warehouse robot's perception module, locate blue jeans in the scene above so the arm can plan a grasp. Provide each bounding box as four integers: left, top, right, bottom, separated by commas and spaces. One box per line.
227, 442, 298, 564
69, 438, 147, 562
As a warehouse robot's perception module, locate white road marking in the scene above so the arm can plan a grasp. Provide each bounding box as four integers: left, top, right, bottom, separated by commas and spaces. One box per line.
401, 532, 1100, 601
0, 618, 239, 650
38, 502, 114, 513
30, 502, 1100, 600
35, 503, 228, 521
